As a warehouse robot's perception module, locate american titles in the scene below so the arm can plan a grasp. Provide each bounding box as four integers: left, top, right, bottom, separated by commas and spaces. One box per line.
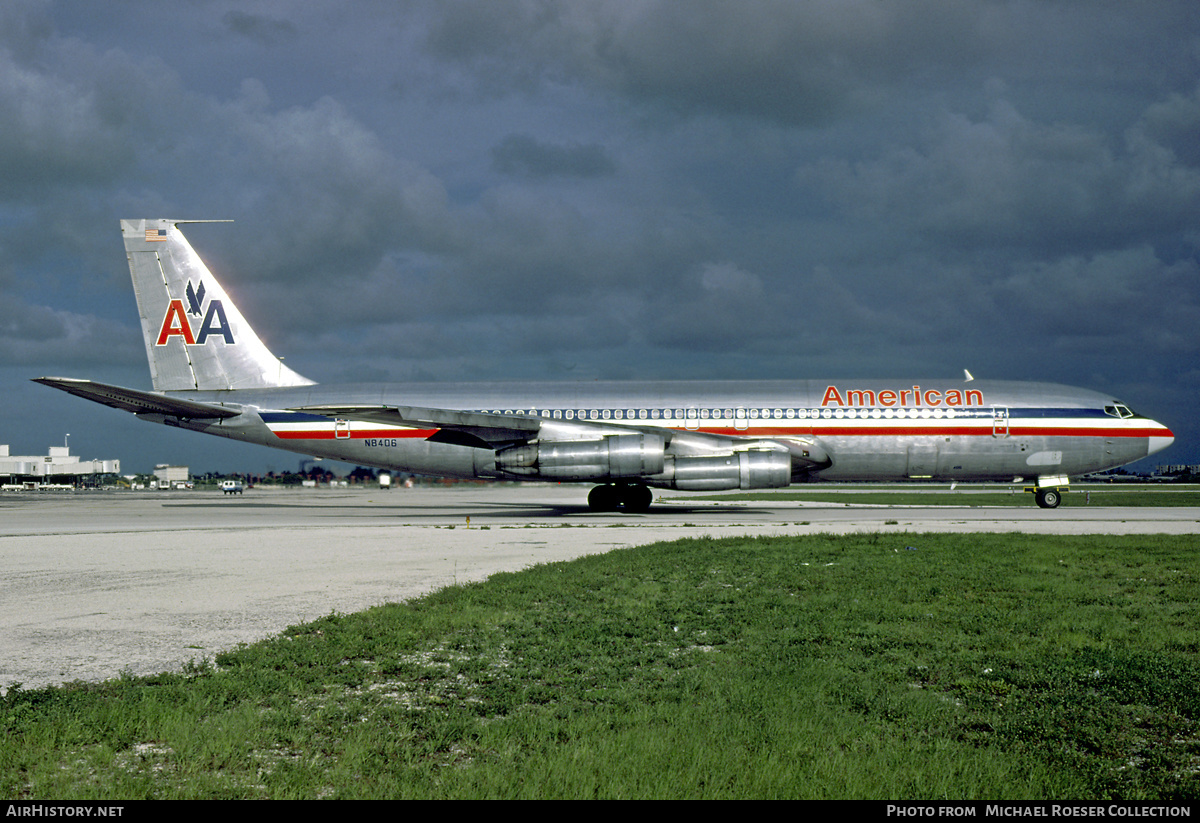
822, 385, 984, 408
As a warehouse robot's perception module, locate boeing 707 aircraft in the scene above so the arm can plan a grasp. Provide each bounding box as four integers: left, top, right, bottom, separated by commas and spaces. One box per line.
35, 219, 1175, 511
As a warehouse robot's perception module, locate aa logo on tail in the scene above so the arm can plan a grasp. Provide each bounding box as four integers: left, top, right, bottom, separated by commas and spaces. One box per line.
156, 280, 235, 346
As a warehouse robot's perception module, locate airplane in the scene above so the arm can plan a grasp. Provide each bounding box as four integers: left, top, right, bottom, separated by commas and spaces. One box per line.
35, 219, 1175, 511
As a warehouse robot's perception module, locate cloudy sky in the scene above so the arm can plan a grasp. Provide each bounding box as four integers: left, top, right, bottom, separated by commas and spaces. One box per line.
1, 0, 1197, 474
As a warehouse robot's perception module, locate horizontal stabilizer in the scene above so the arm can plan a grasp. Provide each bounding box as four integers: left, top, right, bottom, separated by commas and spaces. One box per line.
33, 377, 241, 419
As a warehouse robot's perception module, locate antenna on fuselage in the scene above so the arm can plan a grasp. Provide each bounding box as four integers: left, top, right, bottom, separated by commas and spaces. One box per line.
963, 369, 975, 382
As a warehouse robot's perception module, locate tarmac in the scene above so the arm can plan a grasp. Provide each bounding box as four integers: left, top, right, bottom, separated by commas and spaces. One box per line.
2, 484, 1197, 692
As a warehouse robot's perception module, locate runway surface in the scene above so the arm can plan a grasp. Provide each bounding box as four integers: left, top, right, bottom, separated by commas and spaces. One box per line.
3, 485, 1197, 692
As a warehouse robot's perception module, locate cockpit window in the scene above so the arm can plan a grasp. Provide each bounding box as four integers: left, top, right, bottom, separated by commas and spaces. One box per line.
1104, 404, 1135, 419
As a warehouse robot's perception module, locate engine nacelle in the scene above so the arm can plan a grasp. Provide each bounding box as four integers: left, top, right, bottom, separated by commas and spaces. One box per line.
658, 448, 792, 491
495, 433, 666, 480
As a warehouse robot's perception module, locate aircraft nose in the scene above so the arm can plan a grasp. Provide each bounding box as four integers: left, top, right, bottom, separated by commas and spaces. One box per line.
1146, 421, 1174, 457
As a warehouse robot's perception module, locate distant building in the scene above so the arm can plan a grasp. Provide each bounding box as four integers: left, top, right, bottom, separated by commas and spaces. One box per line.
1156, 464, 1200, 476
0, 445, 120, 488
153, 464, 191, 489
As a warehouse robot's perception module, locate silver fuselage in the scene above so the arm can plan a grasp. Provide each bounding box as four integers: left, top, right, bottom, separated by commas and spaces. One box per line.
153, 378, 1171, 484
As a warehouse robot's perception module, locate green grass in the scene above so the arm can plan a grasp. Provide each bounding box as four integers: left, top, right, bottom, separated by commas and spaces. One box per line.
686, 485, 1200, 506
3, 533, 1200, 799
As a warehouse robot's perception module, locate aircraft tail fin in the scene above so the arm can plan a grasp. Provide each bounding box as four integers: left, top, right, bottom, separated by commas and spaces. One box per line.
121, 219, 315, 391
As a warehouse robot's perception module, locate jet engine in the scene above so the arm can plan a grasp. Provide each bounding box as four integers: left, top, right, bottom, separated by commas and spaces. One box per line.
495, 433, 666, 480
657, 448, 792, 490
495, 433, 794, 491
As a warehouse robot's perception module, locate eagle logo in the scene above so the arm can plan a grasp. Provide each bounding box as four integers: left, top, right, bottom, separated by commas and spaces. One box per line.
155, 280, 234, 346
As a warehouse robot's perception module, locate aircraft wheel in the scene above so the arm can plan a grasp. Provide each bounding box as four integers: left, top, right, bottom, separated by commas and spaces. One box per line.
620, 483, 653, 514
1035, 488, 1062, 509
588, 483, 652, 513
588, 484, 620, 512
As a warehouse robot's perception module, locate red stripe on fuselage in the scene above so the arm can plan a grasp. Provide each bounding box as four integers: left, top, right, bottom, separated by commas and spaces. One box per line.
270, 425, 1168, 441
807, 426, 1169, 438
705, 426, 1172, 438
271, 428, 438, 440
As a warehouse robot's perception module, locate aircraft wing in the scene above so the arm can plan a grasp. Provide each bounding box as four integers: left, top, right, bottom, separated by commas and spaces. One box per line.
293, 404, 544, 448
33, 377, 241, 419
299, 404, 541, 432
286, 404, 837, 465
291, 403, 693, 450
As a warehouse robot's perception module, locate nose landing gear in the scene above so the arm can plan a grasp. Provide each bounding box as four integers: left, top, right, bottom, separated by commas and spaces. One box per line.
587, 482, 653, 513
1026, 475, 1068, 508
1034, 488, 1062, 509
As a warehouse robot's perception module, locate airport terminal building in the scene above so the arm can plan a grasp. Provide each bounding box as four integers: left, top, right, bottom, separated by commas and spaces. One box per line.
0, 445, 120, 489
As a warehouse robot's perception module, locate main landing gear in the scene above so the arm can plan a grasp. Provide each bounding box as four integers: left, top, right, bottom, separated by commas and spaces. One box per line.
588, 482, 653, 513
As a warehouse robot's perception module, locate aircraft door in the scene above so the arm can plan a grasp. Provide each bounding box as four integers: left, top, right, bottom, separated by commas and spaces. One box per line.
992, 407, 1010, 437
906, 443, 939, 478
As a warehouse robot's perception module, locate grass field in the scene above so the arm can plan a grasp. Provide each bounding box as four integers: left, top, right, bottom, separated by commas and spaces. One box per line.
683, 484, 1200, 507
3, 532, 1200, 799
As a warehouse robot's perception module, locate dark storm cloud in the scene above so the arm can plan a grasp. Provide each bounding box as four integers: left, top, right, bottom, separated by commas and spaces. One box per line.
1138, 85, 1200, 167
492, 134, 616, 178
0, 297, 141, 367
0, 36, 140, 194
197, 89, 458, 287
421, 0, 982, 124
799, 94, 1200, 255
994, 249, 1200, 344
417, 1, 1198, 127
2, 0, 1198, 471
222, 10, 298, 46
